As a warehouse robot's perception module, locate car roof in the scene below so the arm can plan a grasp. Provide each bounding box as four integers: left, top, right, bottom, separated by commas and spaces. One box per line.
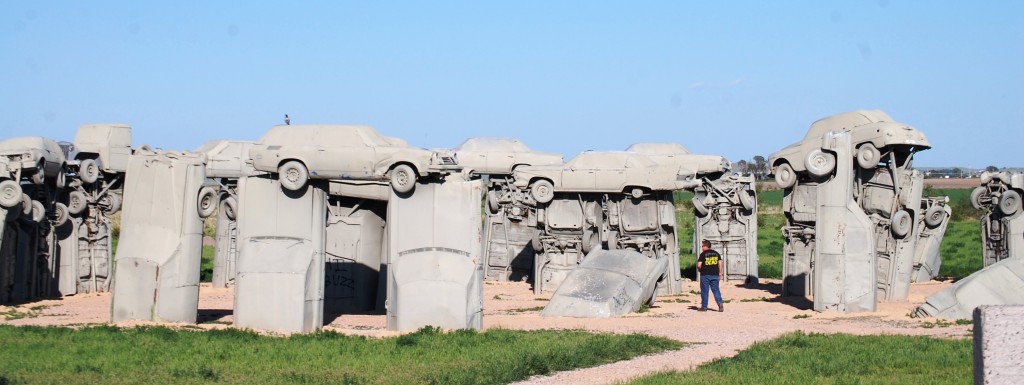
804, 110, 893, 140
568, 151, 657, 168
625, 142, 691, 154
258, 125, 393, 146
457, 137, 530, 152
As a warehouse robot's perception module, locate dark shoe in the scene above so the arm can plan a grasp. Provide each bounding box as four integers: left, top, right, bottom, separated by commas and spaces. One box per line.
698, 308, 708, 312
717, 303, 724, 312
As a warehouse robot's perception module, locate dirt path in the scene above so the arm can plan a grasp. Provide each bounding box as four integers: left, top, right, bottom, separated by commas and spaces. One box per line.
1, 279, 968, 384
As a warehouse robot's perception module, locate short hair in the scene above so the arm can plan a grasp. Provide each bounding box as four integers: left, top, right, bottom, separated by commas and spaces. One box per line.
701, 240, 712, 248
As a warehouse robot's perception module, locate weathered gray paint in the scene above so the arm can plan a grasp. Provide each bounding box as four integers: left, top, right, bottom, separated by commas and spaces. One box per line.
324, 197, 386, 313
541, 249, 666, 318
482, 180, 540, 282
693, 175, 759, 283
386, 177, 484, 331
973, 305, 1024, 385
111, 149, 207, 323
211, 203, 238, 288
233, 175, 327, 333
915, 258, 1024, 320
813, 131, 877, 312
911, 197, 952, 282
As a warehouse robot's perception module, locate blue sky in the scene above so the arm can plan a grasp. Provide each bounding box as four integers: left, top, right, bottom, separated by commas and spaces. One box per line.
2, 1, 1021, 168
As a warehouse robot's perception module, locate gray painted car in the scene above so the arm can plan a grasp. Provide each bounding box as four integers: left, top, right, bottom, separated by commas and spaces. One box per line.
0, 136, 67, 187
249, 125, 460, 193
768, 110, 930, 188
512, 151, 699, 203
625, 142, 730, 176
455, 137, 563, 175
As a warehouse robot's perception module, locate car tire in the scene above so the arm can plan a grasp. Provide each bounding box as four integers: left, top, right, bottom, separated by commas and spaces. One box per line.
0, 180, 22, 208
100, 192, 121, 214
890, 209, 913, 238
774, 163, 796, 189
980, 171, 993, 184
856, 143, 880, 169
221, 196, 238, 221
924, 205, 946, 228
970, 186, 987, 210
805, 149, 836, 178
486, 191, 501, 214
30, 200, 45, 222
79, 159, 100, 184
31, 170, 45, 185
629, 187, 645, 199
999, 190, 1021, 216
53, 202, 70, 226
607, 231, 620, 250
278, 161, 309, 191
67, 190, 87, 215
21, 194, 33, 215
389, 164, 417, 194
531, 231, 543, 251
530, 179, 554, 204
738, 189, 755, 211
197, 187, 218, 218
692, 196, 709, 217
582, 231, 599, 254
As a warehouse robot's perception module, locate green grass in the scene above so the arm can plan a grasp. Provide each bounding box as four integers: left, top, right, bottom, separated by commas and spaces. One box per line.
627, 332, 972, 385
0, 325, 682, 385
200, 245, 214, 283
938, 221, 983, 278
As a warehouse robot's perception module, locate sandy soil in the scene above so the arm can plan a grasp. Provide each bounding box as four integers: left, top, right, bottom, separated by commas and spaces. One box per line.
0, 279, 968, 384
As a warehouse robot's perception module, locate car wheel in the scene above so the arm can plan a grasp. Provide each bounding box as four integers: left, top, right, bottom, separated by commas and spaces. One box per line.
607, 231, 620, 250
197, 187, 218, 218
804, 149, 836, 178
692, 196, 709, 217
530, 179, 554, 204
221, 196, 238, 221
486, 191, 501, 214
531, 231, 543, 251
389, 164, 416, 194
970, 186, 987, 210
774, 163, 796, 189
890, 209, 913, 238
31, 170, 45, 185
999, 190, 1021, 216
278, 161, 309, 191
21, 194, 32, 216
924, 205, 946, 228
980, 171, 993, 184
0, 180, 22, 208
629, 187, 645, 199
79, 159, 100, 184
100, 192, 121, 214
67, 190, 87, 215
30, 200, 45, 222
582, 232, 600, 254
55, 167, 67, 189
738, 189, 755, 211
53, 202, 70, 226
856, 143, 880, 169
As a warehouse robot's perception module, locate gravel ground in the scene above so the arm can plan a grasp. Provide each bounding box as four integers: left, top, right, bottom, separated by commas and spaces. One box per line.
1, 278, 968, 384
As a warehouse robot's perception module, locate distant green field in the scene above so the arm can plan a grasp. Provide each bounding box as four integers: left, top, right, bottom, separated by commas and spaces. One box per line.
627, 332, 972, 385
0, 325, 681, 385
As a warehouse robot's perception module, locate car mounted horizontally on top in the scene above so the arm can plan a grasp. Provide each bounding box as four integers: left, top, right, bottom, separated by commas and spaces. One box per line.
768, 110, 930, 189
511, 151, 700, 204
0, 136, 68, 209
454, 137, 564, 175
249, 125, 461, 194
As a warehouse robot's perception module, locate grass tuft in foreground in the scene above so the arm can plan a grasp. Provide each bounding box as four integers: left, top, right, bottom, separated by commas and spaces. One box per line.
626, 332, 971, 385
0, 325, 682, 385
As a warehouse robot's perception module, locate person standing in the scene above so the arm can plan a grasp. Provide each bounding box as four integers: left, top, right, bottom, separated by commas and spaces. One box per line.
697, 239, 724, 312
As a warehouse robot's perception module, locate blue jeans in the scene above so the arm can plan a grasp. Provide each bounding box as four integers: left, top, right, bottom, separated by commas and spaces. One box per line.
700, 274, 722, 309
